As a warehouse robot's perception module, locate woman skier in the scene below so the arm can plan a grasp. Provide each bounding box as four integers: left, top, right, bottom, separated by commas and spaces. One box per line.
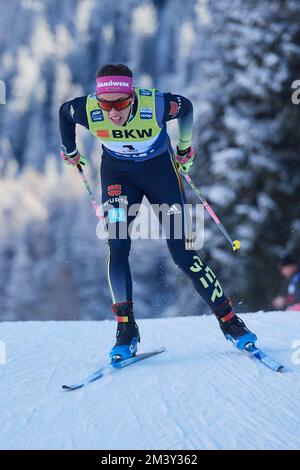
59, 63, 257, 361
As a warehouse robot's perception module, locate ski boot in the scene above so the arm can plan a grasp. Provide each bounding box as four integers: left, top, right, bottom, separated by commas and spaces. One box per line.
110, 301, 140, 363
213, 299, 257, 350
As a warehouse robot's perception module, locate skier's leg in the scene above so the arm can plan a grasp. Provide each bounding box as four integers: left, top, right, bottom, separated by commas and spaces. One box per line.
101, 158, 143, 360
101, 162, 143, 304
144, 152, 256, 348
110, 300, 140, 362
143, 153, 227, 308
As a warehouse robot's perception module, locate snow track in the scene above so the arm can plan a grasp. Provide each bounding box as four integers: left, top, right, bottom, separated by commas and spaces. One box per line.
0, 312, 300, 449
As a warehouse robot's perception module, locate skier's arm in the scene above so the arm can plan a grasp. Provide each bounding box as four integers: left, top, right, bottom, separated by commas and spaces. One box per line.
162, 93, 194, 173
163, 93, 193, 151
59, 96, 89, 154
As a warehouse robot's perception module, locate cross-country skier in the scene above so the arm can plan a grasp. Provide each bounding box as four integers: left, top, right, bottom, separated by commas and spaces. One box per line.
59, 63, 257, 361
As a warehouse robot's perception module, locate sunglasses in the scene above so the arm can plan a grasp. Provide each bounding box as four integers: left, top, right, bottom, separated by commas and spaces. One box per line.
96, 94, 133, 112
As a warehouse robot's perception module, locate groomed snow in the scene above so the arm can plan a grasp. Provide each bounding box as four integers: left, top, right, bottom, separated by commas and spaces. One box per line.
0, 311, 300, 450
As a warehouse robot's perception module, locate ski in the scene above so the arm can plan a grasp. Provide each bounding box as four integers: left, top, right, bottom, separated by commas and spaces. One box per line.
243, 343, 284, 372
225, 331, 285, 372
62, 347, 165, 391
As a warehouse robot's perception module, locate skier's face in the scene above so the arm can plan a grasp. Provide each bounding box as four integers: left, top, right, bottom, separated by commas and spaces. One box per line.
97, 92, 134, 126
280, 264, 298, 279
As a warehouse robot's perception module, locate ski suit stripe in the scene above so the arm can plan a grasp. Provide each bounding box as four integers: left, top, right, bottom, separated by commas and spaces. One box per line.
106, 239, 116, 304
168, 150, 193, 250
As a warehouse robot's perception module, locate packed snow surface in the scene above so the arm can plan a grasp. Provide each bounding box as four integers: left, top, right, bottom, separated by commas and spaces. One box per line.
0, 311, 300, 450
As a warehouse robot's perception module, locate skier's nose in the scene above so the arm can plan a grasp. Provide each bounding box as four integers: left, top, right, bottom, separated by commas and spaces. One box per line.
108, 108, 120, 118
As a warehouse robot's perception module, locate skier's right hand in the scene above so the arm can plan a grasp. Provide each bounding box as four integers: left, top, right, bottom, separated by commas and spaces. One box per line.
60, 145, 87, 167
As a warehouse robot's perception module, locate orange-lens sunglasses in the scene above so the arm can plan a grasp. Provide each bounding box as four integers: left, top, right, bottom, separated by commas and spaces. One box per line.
97, 94, 133, 112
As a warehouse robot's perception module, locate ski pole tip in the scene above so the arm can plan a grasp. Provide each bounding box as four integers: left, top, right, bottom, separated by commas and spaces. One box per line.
232, 239, 241, 252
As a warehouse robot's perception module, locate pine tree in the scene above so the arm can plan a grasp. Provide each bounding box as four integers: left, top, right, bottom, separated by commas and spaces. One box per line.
187, 0, 300, 310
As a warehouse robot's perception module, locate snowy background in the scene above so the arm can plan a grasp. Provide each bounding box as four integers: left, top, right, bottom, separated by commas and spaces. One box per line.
1, 0, 300, 321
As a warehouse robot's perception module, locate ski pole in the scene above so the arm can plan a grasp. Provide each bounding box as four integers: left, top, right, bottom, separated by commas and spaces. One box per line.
76, 164, 103, 222
181, 172, 241, 252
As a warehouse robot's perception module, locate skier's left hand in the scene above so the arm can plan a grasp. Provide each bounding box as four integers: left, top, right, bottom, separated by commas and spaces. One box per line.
175, 146, 195, 174
60, 146, 88, 167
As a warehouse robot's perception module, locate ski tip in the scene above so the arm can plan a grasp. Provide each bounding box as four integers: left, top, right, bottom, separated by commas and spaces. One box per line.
62, 385, 71, 391
156, 347, 166, 353
62, 385, 73, 390
62, 384, 83, 391
146, 347, 166, 356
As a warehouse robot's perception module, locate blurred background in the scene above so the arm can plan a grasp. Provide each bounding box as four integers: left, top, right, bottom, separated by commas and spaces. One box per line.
0, 0, 300, 321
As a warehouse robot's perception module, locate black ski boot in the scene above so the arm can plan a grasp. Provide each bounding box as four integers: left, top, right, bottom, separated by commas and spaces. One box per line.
213, 299, 257, 350
110, 301, 140, 363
